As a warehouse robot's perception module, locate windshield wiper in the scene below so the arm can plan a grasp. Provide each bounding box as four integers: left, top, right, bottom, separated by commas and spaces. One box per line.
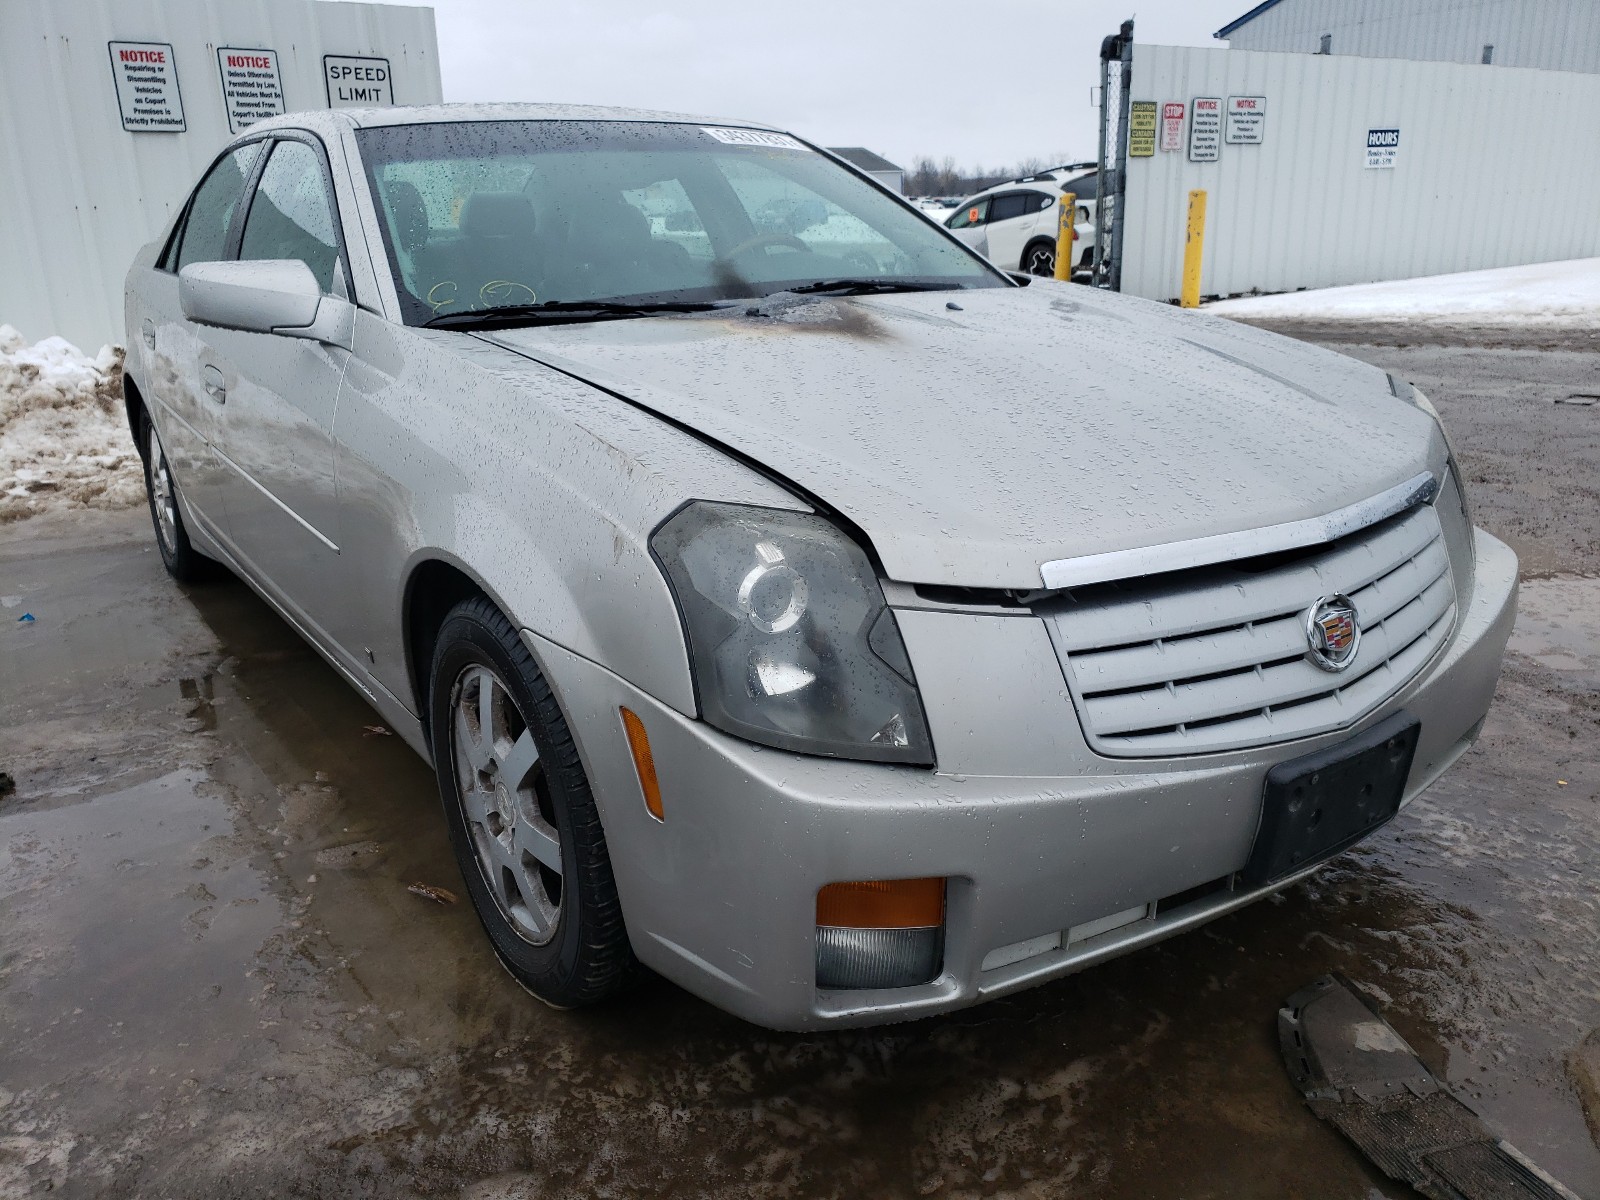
779, 279, 952, 297
423, 300, 725, 329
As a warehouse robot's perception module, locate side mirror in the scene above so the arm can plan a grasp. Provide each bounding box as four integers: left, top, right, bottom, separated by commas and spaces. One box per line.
178, 260, 350, 349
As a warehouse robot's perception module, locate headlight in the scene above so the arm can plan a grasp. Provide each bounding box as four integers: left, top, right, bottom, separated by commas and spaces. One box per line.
1391, 375, 1471, 511
1390, 374, 1460, 462
651, 501, 934, 765
1392, 375, 1477, 585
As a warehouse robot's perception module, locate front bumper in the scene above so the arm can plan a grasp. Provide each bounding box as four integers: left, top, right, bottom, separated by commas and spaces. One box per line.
531, 528, 1517, 1030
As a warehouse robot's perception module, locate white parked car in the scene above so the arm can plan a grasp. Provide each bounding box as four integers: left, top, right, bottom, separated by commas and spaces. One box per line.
945, 169, 1100, 278
909, 196, 957, 223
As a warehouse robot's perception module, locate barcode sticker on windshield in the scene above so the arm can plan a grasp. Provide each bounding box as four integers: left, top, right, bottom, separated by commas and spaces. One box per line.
700, 126, 809, 151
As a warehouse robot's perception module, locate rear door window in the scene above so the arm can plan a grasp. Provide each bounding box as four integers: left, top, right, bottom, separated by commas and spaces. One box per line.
988, 192, 1030, 223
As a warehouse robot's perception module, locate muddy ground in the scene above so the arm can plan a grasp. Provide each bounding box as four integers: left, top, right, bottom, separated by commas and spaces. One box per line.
2, 326, 1597, 1198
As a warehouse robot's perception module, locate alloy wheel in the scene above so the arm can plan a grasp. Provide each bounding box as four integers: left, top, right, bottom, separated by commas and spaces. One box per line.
448, 663, 563, 945
148, 424, 178, 553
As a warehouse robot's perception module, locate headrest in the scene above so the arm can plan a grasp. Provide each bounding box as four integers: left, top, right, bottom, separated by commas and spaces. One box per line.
384, 179, 429, 255
565, 195, 651, 242
461, 191, 536, 239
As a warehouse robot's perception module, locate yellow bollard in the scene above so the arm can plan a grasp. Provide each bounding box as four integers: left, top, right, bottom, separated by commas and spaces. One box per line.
1053, 192, 1077, 281
1180, 189, 1207, 308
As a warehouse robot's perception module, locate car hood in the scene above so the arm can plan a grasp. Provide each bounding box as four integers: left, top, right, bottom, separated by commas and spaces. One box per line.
483, 286, 1446, 588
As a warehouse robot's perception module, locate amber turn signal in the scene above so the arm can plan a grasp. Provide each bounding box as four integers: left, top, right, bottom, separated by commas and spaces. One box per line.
815, 877, 945, 929
619, 707, 664, 821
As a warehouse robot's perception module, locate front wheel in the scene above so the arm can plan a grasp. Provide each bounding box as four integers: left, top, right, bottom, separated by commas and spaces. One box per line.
429, 596, 639, 1008
1022, 240, 1056, 278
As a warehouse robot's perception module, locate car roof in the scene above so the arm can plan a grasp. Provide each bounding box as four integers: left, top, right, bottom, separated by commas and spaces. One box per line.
240, 101, 787, 138
958, 173, 1091, 206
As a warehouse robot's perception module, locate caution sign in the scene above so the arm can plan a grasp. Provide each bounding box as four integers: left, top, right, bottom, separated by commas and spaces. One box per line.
217, 47, 284, 134
324, 55, 393, 107
1226, 96, 1266, 144
108, 41, 185, 133
1189, 97, 1221, 162
1366, 128, 1400, 169
1160, 102, 1185, 152
1128, 101, 1157, 158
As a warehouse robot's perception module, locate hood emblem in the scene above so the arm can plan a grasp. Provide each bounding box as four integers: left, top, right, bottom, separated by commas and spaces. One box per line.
1305, 595, 1361, 672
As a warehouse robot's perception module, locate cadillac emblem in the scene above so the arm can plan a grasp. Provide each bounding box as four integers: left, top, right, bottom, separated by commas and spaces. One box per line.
1305, 595, 1360, 672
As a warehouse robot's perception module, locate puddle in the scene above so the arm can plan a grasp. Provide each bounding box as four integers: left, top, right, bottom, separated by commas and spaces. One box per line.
1, 511, 1597, 1197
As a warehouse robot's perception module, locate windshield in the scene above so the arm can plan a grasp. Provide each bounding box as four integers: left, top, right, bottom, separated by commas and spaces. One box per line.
355, 120, 1004, 324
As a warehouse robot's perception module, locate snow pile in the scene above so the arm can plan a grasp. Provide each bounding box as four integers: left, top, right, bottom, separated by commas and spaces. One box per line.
0, 325, 141, 523
1205, 257, 1600, 326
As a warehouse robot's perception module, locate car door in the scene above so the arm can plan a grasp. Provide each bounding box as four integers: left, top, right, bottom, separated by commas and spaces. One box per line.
140, 141, 266, 538
200, 135, 355, 641
982, 190, 1038, 270
943, 195, 991, 256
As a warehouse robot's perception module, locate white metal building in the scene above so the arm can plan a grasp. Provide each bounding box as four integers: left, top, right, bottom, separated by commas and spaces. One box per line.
1, 0, 442, 352
1117, 43, 1600, 302
1217, 0, 1600, 74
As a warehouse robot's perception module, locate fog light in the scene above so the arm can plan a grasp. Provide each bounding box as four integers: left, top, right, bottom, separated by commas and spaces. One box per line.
815, 878, 945, 990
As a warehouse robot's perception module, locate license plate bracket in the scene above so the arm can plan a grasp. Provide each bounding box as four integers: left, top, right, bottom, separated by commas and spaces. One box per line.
1242, 711, 1421, 886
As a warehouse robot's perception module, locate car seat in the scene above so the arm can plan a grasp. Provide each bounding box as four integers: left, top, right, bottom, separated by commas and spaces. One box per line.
437, 191, 544, 311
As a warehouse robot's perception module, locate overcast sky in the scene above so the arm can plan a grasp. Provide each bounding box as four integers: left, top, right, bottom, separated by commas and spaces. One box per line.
414, 1, 1249, 171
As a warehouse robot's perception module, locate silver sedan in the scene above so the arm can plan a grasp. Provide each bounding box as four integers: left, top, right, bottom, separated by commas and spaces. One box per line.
121, 104, 1517, 1029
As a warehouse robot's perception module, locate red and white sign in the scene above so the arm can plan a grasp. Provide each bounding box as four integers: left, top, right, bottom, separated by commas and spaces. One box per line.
1226, 95, 1267, 144
1160, 102, 1185, 152
217, 47, 284, 133
107, 41, 185, 133
1189, 97, 1222, 162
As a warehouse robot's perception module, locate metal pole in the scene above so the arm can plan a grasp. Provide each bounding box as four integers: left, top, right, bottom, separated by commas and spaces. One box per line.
1108, 18, 1134, 293
1053, 192, 1077, 281
1180, 189, 1207, 307
1091, 43, 1113, 285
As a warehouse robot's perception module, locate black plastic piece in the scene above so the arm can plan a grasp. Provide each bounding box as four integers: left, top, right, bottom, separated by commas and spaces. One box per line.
1243, 710, 1420, 885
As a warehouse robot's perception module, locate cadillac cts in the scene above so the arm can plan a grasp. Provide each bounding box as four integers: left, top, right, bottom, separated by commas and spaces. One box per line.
122, 105, 1517, 1029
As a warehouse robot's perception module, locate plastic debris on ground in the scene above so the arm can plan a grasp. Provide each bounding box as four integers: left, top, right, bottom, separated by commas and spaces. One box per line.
406, 882, 460, 905
1279, 974, 1583, 1200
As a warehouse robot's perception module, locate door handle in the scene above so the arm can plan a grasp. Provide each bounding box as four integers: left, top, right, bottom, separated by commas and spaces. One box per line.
141, 319, 156, 350
201, 364, 226, 404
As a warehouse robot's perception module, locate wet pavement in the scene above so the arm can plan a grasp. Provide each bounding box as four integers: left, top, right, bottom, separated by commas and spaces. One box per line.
3, 335, 1600, 1198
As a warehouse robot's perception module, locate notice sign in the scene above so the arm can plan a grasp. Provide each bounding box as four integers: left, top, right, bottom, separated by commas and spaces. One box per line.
1226, 95, 1266, 144
1366, 128, 1400, 169
1160, 102, 1185, 151
217, 48, 284, 133
324, 55, 393, 107
1189, 97, 1221, 162
1128, 101, 1157, 157
108, 41, 185, 132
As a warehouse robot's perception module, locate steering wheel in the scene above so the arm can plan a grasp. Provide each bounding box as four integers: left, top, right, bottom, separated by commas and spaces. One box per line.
720, 232, 810, 260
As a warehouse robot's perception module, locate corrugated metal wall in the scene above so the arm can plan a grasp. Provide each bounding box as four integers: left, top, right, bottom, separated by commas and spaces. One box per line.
0, 0, 442, 352
1222, 0, 1600, 75
1120, 44, 1600, 303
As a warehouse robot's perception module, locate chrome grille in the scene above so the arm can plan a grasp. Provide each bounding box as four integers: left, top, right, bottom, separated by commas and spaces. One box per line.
1042, 502, 1456, 757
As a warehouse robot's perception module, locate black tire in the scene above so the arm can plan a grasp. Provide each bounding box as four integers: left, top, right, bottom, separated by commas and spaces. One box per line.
140, 412, 209, 583
429, 595, 639, 1008
1022, 239, 1057, 278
